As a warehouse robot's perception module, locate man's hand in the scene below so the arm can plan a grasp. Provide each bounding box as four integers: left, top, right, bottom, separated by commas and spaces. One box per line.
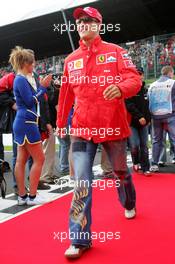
139, 117, 146, 126
46, 124, 53, 137
12, 103, 17, 111
103, 84, 122, 100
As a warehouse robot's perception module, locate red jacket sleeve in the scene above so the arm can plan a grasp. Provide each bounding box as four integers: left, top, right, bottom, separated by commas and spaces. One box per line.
116, 47, 141, 98
56, 63, 75, 128
0, 73, 15, 91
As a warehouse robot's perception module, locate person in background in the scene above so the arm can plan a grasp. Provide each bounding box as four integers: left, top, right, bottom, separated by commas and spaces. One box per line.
0, 68, 54, 193
54, 73, 73, 177
125, 67, 151, 176
148, 65, 175, 172
158, 128, 175, 166
100, 146, 114, 178
9, 46, 52, 205
57, 108, 73, 176
39, 74, 60, 184
0, 72, 16, 172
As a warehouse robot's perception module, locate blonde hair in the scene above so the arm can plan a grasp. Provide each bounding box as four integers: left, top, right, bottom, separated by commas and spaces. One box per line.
9, 46, 35, 72
161, 65, 174, 76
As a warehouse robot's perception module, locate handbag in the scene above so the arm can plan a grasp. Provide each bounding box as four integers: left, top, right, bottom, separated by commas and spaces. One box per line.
0, 160, 7, 199
0, 106, 15, 133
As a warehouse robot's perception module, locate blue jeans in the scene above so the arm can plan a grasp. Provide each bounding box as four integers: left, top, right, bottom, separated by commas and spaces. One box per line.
129, 126, 150, 172
58, 135, 70, 173
159, 130, 175, 162
152, 116, 175, 164
69, 137, 136, 246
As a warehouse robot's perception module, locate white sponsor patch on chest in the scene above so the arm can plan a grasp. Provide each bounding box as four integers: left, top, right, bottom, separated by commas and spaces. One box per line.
96, 52, 117, 64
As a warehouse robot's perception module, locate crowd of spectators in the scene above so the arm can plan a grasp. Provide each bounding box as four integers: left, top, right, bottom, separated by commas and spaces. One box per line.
0, 56, 65, 78
0, 34, 175, 78
121, 34, 175, 71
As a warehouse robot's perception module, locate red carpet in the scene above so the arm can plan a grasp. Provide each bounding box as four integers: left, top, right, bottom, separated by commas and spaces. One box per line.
0, 172, 175, 264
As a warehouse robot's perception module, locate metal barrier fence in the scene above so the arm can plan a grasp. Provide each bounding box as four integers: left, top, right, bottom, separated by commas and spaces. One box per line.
1, 32, 175, 80
36, 32, 175, 80
120, 32, 175, 79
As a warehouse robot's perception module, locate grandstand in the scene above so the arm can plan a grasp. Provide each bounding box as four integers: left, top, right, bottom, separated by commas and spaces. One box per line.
1, 32, 175, 80
0, 0, 174, 80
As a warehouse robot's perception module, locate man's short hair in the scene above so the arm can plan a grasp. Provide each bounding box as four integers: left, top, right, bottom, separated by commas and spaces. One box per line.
161, 65, 174, 76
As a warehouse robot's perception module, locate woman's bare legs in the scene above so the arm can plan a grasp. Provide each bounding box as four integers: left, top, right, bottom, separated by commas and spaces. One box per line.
25, 142, 45, 196
15, 145, 29, 196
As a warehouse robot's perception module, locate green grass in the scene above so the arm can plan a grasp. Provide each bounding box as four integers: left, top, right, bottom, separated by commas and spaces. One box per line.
145, 77, 175, 85
4, 146, 12, 151
145, 79, 156, 85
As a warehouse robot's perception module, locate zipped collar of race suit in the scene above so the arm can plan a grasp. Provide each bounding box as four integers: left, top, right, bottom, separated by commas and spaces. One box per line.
79, 35, 102, 52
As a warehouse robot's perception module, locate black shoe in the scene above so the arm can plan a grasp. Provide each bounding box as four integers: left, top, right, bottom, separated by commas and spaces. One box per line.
37, 181, 51, 190
143, 171, 152, 177
94, 171, 112, 179
51, 175, 60, 179
158, 161, 166, 167
103, 171, 115, 179
59, 171, 70, 176
42, 179, 56, 185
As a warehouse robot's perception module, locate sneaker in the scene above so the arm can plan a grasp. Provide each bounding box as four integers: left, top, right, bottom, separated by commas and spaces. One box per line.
65, 244, 92, 259
60, 171, 70, 176
125, 208, 136, 219
150, 165, 159, 172
158, 161, 165, 167
37, 181, 51, 190
172, 159, 175, 164
143, 171, 152, 176
27, 194, 50, 205
42, 179, 56, 185
51, 175, 60, 179
18, 195, 28, 206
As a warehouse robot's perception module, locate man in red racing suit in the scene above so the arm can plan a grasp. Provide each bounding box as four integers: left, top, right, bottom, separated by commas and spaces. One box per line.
56, 6, 142, 259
